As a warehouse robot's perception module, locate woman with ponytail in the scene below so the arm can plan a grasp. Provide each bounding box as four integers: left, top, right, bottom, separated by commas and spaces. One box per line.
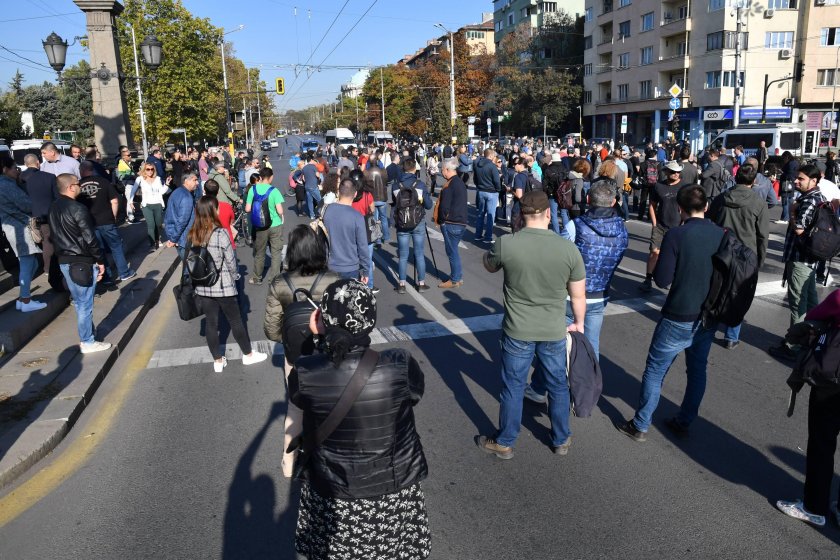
289, 279, 431, 560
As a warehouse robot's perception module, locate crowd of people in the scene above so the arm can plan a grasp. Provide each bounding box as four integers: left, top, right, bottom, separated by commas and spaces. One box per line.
2, 133, 840, 558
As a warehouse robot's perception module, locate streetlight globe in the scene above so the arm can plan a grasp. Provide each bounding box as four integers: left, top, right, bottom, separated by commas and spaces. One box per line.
140, 34, 163, 70
42, 32, 68, 74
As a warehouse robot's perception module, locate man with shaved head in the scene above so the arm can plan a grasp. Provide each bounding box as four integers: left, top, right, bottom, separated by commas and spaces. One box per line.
49, 173, 111, 354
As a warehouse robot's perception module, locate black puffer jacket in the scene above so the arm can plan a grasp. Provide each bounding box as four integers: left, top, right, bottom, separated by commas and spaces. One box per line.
289, 347, 428, 500
48, 195, 103, 265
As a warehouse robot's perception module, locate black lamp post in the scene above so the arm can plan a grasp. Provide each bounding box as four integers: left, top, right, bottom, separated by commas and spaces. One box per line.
42, 32, 69, 73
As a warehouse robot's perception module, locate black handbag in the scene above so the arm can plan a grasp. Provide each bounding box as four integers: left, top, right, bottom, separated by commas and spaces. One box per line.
68, 262, 94, 287
173, 260, 203, 321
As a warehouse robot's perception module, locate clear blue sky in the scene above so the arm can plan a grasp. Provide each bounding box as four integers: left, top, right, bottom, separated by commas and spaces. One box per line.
1, 0, 487, 112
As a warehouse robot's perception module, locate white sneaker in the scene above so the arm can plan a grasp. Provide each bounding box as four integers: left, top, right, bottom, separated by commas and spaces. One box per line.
213, 357, 227, 373
524, 384, 547, 404
80, 341, 112, 354
18, 300, 47, 313
776, 499, 826, 527
242, 351, 268, 366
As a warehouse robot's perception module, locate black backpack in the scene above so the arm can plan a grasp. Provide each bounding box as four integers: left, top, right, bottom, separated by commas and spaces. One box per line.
797, 326, 840, 388
701, 229, 759, 328
525, 174, 542, 193
280, 272, 325, 363
800, 202, 840, 262
186, 240, 221, 287
394, 179, 424, 230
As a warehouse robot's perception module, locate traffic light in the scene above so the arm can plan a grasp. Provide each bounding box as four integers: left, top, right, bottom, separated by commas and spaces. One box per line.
276, 77, 285, 95
795, 61, 804, 83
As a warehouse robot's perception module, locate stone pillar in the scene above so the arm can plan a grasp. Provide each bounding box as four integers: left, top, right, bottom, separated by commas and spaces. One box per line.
73, 0, 133, 161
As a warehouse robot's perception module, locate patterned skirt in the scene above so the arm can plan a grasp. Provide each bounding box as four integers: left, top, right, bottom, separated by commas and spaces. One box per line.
295, 482, 431, 560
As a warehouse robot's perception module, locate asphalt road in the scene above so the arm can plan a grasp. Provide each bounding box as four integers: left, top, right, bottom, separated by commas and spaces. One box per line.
1, 136, 839, 559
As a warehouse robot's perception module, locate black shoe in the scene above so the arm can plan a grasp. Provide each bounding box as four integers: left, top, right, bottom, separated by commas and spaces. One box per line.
396, 284, 407, 294
417, 284, 431, 292
664, 417, 690, 438
638, 278, 652, 292
615, 419, 646, 442
768, 344, 798, 362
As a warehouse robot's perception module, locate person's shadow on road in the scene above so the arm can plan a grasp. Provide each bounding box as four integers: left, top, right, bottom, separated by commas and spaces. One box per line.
222, 400, 301, 559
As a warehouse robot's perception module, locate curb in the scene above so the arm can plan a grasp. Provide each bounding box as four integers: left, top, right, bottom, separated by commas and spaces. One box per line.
0, 253, 180, 489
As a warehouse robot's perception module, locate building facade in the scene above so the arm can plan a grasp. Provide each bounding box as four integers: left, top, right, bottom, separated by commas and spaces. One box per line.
493, 0, 585, 47
581, 0, 824, 152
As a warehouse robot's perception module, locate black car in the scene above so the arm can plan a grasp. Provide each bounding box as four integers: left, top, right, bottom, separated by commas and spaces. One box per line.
260, 140, 271, 151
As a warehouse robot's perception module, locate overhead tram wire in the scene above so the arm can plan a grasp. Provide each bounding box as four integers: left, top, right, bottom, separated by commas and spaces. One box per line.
0, 45, 53, 70
278, 0, 379, 113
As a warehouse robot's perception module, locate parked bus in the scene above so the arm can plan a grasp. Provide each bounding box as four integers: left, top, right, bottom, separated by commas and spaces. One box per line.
325, 128, 356, 151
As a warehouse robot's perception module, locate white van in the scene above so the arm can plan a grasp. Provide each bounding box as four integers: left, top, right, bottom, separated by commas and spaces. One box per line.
325, 128, 356, 151
11, 139, 72, 170
366, 130, 394, 147
709, 125, 802, 157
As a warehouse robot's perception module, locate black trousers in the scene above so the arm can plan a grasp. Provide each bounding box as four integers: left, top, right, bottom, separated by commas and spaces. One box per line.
804, 388, 840, 516
199, 295, 252, 360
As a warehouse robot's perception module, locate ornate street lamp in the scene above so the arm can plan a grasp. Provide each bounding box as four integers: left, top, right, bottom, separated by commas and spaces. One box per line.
139, 35, 163, 70
42, 32, 69, 73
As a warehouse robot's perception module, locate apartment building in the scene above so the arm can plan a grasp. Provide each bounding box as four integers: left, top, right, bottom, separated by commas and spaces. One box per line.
582, 0, 806, 151
493, 0, 585, 47
400, 14, 495, 68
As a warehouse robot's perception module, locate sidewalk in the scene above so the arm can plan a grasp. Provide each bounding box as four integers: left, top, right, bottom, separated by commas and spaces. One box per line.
0, 222, 180, 488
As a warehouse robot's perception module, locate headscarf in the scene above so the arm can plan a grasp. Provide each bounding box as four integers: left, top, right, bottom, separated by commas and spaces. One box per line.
319, 279, 377, 365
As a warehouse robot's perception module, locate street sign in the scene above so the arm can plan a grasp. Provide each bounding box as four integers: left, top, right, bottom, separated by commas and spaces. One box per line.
468, 124, 475, 137
668, 83, 683, 98
620, 115, 627, 134
468, 116, 476, 124
171, 128, 185, 133
669, 98, 682, 110
668, 110, 675, 121
486, 117, 491, 126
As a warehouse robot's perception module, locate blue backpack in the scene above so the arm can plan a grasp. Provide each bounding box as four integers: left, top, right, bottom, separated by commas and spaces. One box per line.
250, 186, 275, 229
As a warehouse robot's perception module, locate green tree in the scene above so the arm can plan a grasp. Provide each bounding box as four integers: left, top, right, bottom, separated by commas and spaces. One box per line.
0, 93, 24, 141
20, 82, 60, 137
57, 61, 94, 144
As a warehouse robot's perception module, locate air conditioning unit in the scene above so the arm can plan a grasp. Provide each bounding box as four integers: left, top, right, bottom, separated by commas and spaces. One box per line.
782, 97, 796, 107
779, 48, 793, 59
764, 9, 775, 18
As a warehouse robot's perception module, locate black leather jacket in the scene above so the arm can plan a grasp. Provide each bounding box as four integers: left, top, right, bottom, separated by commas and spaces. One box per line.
48, 195, 103, 265
289, 347, 428, 500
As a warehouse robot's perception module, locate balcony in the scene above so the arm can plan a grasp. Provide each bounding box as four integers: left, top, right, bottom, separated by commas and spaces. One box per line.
596, 65, 613, 75
657, 53, 690, 72
660, 14, 691, 33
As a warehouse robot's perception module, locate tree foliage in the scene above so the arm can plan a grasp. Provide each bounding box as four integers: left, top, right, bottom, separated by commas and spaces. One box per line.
57, 61, 95, 143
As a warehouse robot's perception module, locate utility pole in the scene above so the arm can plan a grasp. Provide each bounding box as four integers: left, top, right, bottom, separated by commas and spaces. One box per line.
436, 23, 457, 141
246, 71, 254, 146
242, 98, 249, 149
129, 24, 149, 160
733, 1, 744, 128
380, 67, 386, 130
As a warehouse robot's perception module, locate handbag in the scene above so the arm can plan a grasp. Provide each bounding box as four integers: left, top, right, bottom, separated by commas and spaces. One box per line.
782, 179, 795, 194
68, 262, 94, 287
173, 259, 203, 321
291, 348, 379, 479
28, 217, 43, 244
366, 213, 383, 244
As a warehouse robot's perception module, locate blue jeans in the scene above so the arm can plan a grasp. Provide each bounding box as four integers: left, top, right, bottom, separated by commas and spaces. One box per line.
559, 208, 575, 241
59, 263, 99, 344
632, 317, 716, 432
566, 299, 606, 359
374, 201, 391, 242
619, 192, 630, 220
18, 255, 37, 299
397, 225, 426, 282
724, 322, 741, 343
475, 191, 499, 240
441, 223, 466, 282
95, 224, 131, 279
781, 193, 792, 221
548, 198, 560, 235
337, 270, 359, 280
305, 187, 322, 218
497, 334, 570, 448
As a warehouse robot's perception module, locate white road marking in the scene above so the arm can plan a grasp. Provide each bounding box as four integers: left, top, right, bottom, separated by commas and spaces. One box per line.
146, 280, 789, 369
371, 251, 449, 324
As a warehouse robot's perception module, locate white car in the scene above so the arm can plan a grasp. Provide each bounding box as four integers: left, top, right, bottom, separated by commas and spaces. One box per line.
270, 139, 279, 148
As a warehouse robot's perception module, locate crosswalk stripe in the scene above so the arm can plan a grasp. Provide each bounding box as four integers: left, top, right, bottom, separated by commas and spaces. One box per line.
146, 279, 788, 370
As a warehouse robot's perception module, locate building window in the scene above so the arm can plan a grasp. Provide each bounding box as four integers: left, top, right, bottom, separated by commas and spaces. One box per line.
707, 31, 724, 51
584, 90, 593, 104
508, 13, 514, 26
618, 20, 631, 38
677, 41, 689, 56
723, 71, 745, 87
584, 63, 593, 75
640, 80, 652, 99
640, 46, 653, 65
603, 0, 613, 14
521, 7, 533, 18
585, 7, 593, 22
706, 71, 722, 88
540, 48, 553, 59
584, 36, 593, 49
641, 12, 654, 32
821, 28, 840, 46
707, 31, 748, 51
619, 0, 631, 6
765, 31, 794, 49
618, 84, 629, 100
768, 0, 796, 8
709, 0, 726, 10
618, 52, 630, 68
818, 69, 838, 86
495, 20, 503, 32
543, 2, 558, 12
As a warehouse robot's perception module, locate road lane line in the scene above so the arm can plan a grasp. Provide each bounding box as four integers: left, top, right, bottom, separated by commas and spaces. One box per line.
372, 251, 449, 324
0, 280, 178, 527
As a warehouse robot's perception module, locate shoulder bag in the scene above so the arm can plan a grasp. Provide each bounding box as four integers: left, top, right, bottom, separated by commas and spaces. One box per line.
291, 348, 380, 479
173, 255, 203, 321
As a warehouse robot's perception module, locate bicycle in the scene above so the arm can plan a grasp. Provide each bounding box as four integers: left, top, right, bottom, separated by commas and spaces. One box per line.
232, 203, 253, 247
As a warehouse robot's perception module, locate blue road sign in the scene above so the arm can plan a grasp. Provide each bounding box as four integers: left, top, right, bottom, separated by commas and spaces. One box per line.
669, 98, 682, 110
